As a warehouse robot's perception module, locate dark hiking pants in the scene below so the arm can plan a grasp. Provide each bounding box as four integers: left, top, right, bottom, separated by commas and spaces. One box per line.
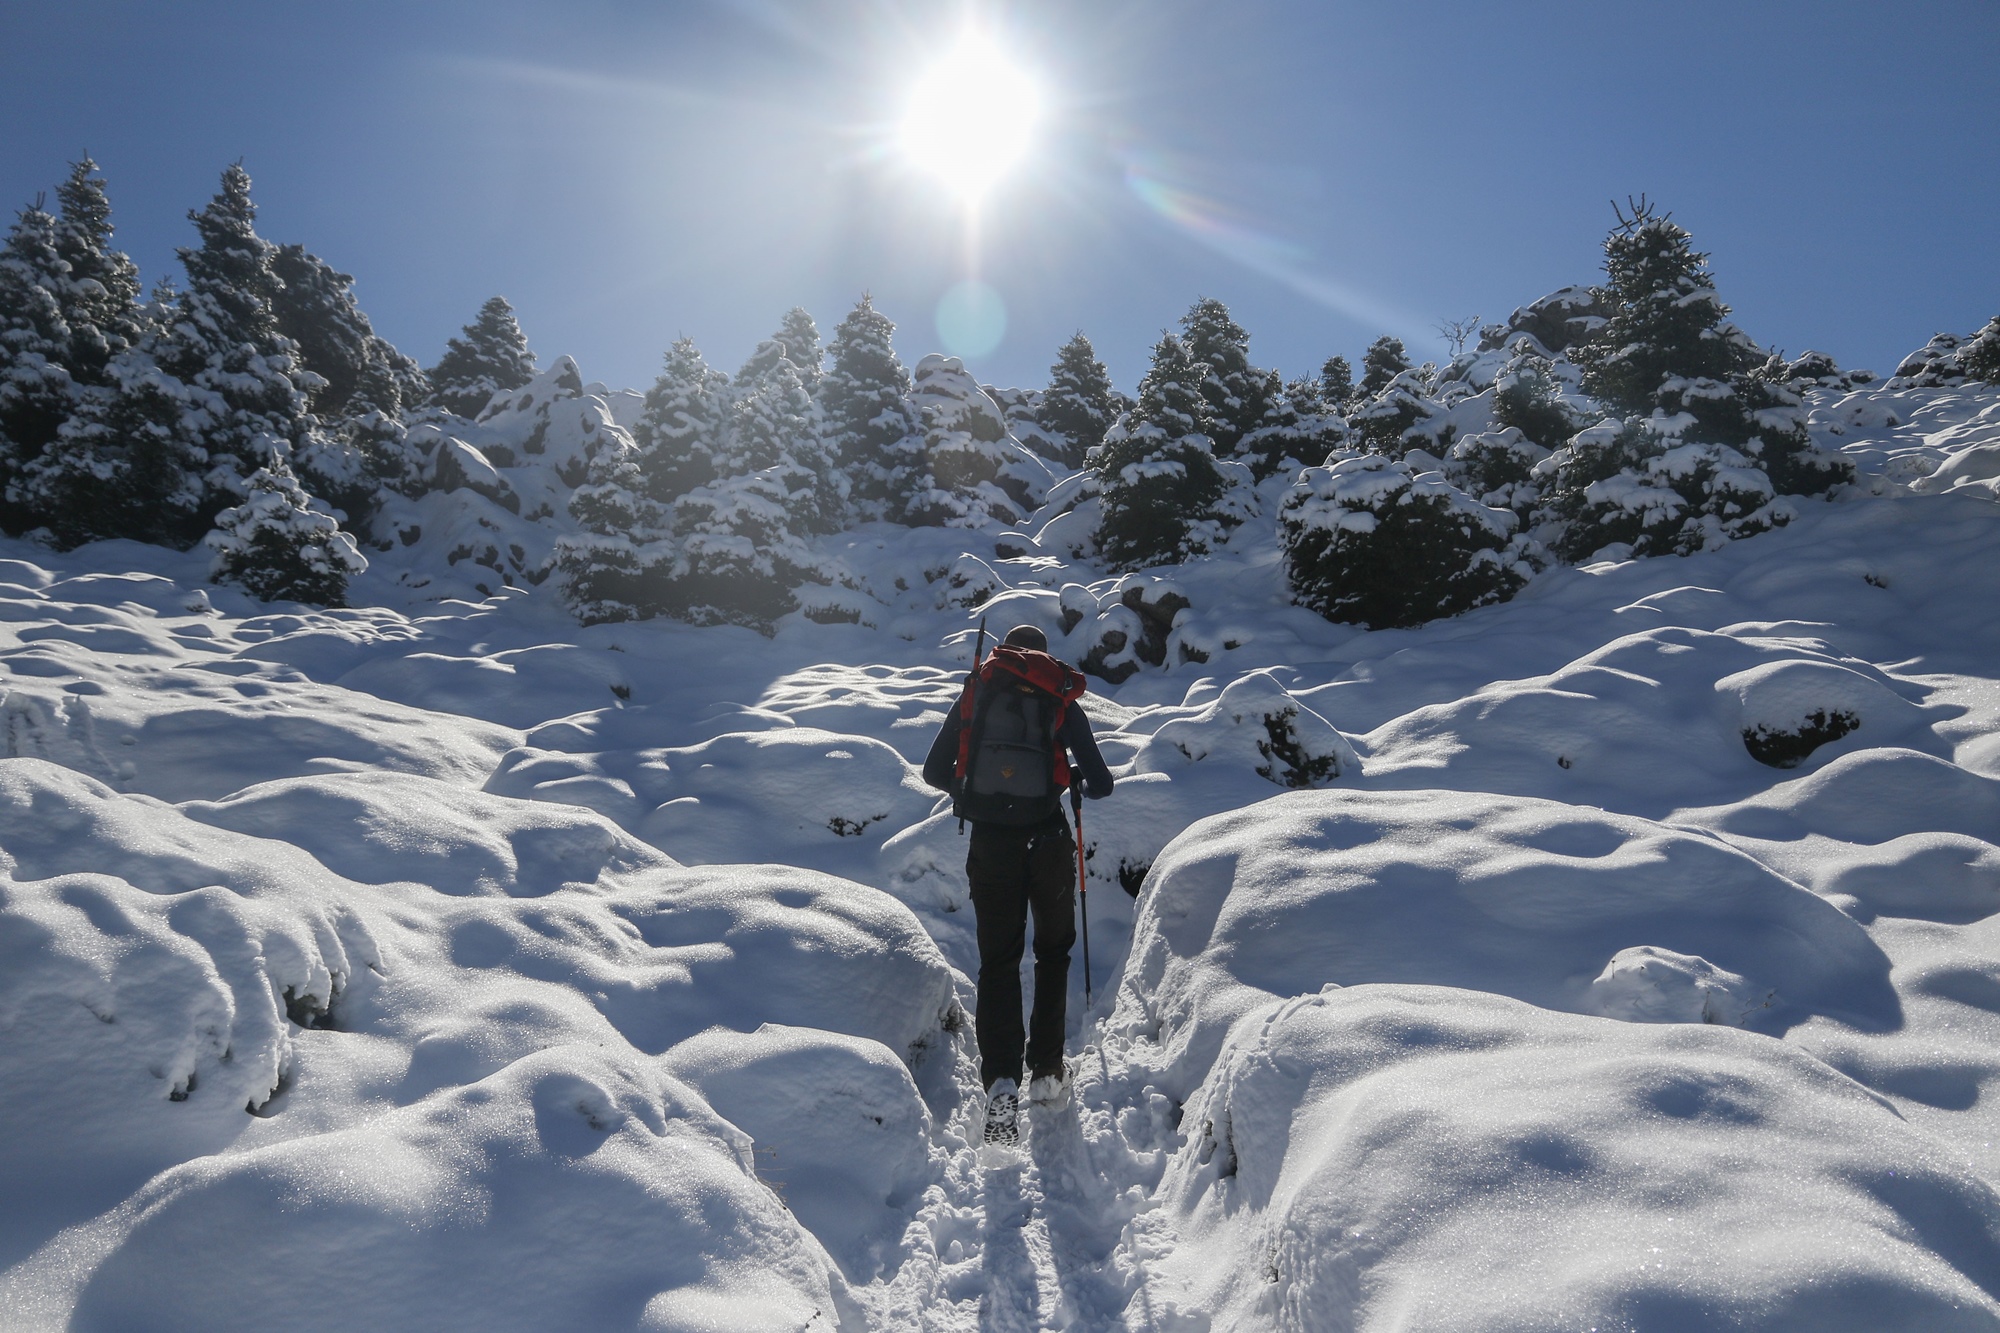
967, 815, 1077, 1091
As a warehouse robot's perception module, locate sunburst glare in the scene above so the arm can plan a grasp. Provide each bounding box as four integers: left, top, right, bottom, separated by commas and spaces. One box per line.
897, 28, 1042, 206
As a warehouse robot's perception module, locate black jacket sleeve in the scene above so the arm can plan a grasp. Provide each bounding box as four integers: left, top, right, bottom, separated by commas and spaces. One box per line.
920, 705, 963, 793
1062, 705, 1115, 799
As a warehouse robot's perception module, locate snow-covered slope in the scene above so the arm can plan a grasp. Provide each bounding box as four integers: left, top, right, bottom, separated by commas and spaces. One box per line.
2, 379, 1998, 1330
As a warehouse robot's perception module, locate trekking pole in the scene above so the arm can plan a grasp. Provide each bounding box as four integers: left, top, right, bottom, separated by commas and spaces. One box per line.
957, 615, 988, 836
1071, 780, 1092, 1007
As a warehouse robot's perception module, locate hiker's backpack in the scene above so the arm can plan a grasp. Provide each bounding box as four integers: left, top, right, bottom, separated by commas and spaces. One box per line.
952, 645, 1088, 826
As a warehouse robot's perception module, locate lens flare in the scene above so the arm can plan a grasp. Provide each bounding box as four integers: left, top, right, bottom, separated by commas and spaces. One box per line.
898, 30, 1041, 204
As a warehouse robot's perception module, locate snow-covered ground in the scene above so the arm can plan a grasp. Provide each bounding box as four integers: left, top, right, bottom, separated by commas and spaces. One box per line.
3, 380, 1999, 1331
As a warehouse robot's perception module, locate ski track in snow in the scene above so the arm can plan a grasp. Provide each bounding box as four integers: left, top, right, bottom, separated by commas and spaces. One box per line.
2, 381, 1999, 1329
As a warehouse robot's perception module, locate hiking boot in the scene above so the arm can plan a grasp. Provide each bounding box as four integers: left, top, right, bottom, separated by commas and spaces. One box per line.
1026, 1064, 1071, 1110
983, 1079, 1020, 1147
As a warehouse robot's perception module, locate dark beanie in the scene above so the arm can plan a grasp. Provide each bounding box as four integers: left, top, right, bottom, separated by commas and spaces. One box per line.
1002, 624, 1048, 651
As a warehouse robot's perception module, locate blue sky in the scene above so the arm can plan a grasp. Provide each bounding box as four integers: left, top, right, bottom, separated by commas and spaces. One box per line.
4, 0, 1997, 395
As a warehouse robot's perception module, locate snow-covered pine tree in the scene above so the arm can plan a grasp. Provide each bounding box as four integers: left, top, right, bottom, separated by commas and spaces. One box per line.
636, 336, 842, 627
1037, 331, 1119, 470
732, 337, 841, 533
1349, 365, 1441, 457
51, 158, 144, 387
1180, 297, 1274, 466
1491, 344, 1581, 450
24, 164, 328, 546
427, 296, 536, 418
1093, 331, 1234, 570
1237, 368, 1346, 479
168, 164, 325, 501
556, 425, 672, 624
820, 294, 918, 522
900, 353, 1043, 528
630, 336, 731, 504
1548, 200, 1849, 558
204, 458, 367, 606
1538, 417, 1778, 561
774, 307, 823, 394
0, 199, 77, 530
268, 244, 375, 418
1280, 451, 1533, 629
1320, 355, 1355, 413
1961, 316, 2000, 384
17, 279, 209, 547
1358, 336, 1411, 398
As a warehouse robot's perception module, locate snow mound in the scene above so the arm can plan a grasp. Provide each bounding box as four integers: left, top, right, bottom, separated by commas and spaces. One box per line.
1115, 788, 1893, 1098
56, 1044, 855, 1333
1129, 670, 1358, 789
1365, 625, 1942, 814
666, 1023, 936, 1283
0, 754, 954, 1327
1156, 986, 2000, 1332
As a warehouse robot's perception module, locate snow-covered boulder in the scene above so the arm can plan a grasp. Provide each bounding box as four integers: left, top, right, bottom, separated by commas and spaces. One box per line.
1112, 787, 1893, 1100
1152, 985, 2000, 1332
1131, 670, 1357, 789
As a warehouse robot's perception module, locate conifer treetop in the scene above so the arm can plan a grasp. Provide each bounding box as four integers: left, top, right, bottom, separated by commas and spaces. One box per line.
428, 295, 537, 418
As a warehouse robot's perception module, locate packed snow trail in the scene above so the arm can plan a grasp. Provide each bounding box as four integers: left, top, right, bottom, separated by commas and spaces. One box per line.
3, 380, 2000, 1328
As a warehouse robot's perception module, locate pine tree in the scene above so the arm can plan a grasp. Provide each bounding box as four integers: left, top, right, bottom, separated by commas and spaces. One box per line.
556, 428, 673, 624
21, 165, 325, 546
1320, 355, 1354, 412
1179, 297, 1274, 462
268, 244, 377, 417
204, 458, 366, 606
51, 158, 144, 386
1961, 315, 2000, 384
1547, 200, 1849, 558
1491, 346, 1579, 450
1358, 337, 1411, 399
17, 282, 209, 548
733, 338, 840, 532
1281, 451, 1533, 629
1094, 331, 1232, 570
0, 200, 76, 528
1037, 331, 1118, 469
774, 306, 823, 394
1238, 372, 1348, 478
820, 294, 918, 521
631, 336, 730, 504
427, 295, 536, 418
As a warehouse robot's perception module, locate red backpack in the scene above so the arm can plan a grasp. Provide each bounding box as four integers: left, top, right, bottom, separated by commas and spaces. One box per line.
952, 645, 1087, 826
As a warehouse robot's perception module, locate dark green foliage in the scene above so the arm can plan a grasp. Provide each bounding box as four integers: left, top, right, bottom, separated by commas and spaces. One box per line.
1743, 709, 1859, 769
1037, 331, 1118, 468
1238, 370, 1346, 479
1358, 336, 1410, 398
268, 244, 416, 419
1958, 315, 2000, 383
204, 459, 366, 606
821, 294, 918, 520
1319, 355, 1354, 412
1571, 204, 1751, 417
1179, 297, 1274, 460
774, 306, 822, 392
0, 201, 76, 526
51, 158, 144, 383
1280, 453, 1529, 629
427, 295, 536, 418
1492, 349, 1580, 449
1094, 331, 1231, 570
631, 337, 729, 503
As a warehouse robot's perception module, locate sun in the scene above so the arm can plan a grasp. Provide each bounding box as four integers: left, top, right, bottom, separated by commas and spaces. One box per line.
897, 30, 1042, 205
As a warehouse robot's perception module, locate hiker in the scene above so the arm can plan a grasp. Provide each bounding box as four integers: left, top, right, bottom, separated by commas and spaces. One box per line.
922, 623, 1115, 1147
